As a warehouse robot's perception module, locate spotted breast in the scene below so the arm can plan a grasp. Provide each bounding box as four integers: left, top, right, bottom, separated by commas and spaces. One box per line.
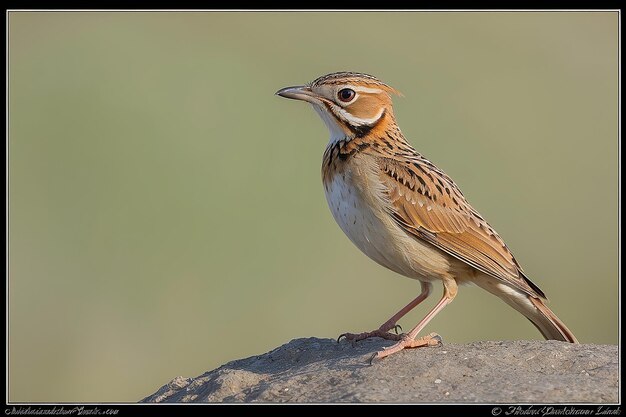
322, 139, 456, 282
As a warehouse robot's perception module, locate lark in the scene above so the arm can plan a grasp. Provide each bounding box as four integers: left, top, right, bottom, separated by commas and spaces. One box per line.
276, 72, 577, 361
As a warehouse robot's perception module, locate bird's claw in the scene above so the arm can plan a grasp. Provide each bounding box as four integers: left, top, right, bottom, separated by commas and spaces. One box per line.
430, 333, 443, 346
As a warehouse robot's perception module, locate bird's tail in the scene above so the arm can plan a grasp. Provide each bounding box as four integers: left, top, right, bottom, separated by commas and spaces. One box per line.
473, 276, 578, 343
526, 296, 578, 343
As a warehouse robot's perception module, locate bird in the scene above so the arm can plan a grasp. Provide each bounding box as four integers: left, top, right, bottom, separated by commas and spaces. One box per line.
275, 71, 578, 361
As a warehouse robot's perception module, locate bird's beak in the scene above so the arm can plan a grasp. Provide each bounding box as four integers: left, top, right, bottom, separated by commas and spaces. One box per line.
275, 85, 319, 104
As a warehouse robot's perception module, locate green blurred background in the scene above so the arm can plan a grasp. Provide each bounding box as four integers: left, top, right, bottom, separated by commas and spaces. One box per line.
8, 11, 618, 402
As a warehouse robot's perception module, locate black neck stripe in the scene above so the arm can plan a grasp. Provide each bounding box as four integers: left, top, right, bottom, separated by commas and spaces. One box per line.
347, 109, 386, 138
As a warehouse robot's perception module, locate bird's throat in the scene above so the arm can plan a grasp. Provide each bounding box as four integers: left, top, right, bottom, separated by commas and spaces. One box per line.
312, 105, 349, 145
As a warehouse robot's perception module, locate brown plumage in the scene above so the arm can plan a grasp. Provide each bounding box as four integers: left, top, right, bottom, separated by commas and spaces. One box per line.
277, 71, 577, 361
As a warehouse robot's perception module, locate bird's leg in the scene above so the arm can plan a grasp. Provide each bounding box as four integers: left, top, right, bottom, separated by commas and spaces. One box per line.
370, 277, 458, 362
338, 282, 432, 343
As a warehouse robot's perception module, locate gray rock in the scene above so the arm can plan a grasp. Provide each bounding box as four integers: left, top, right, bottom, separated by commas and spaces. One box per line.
141, 338, 618, 403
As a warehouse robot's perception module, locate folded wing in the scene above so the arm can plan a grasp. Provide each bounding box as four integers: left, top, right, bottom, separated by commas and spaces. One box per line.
378, 156, 545, 298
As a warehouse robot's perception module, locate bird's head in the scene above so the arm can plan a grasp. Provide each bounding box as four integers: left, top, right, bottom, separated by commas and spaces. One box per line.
276, 71, 401, 142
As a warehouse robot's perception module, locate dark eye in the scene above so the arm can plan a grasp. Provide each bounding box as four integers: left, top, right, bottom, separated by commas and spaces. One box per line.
337, 88, 356, 103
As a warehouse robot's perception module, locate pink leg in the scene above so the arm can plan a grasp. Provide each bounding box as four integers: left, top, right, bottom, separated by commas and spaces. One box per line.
371, 277, 458, 362
339, 282, 432, 343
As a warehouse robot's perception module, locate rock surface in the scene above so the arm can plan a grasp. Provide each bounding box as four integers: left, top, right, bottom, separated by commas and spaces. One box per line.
142, 338, 618, 403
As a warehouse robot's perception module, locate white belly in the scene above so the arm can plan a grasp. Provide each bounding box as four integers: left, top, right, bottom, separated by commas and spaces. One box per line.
323, 163, 453, 281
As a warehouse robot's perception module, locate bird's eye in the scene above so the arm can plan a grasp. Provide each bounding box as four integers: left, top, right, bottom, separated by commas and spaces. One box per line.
337, 88, 356, 103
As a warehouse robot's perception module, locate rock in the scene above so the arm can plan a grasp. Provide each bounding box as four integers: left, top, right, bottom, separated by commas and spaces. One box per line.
141, 338, 618, 403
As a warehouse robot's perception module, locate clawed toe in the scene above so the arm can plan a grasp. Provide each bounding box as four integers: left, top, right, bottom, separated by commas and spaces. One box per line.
367, 332, 443, 364
429, 332, 443, 346
337, 328, 403, 344
337, 332, 364, 344
337, 333, 355, 343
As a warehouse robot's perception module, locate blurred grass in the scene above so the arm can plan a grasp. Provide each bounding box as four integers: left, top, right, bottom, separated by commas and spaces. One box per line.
8, 11, 618, 402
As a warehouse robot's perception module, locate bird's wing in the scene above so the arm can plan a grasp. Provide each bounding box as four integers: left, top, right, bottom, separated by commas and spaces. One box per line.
377, 156, 544, 298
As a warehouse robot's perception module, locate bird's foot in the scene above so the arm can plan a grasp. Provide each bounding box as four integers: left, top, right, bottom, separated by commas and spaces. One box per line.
368, 332, 442, 364
337, 324, 403, 344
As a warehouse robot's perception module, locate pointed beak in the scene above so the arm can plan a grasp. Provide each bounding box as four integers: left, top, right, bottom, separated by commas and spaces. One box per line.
275, 85, 319, 104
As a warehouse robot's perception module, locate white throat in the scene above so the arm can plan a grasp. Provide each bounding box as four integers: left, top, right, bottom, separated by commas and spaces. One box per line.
312, 104, 347, 145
